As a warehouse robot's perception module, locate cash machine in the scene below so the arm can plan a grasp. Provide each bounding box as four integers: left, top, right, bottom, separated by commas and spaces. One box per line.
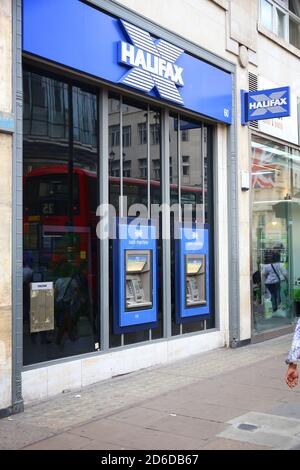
185, 254, 206, 307
175, 224, 210, 322
113, 220, 157, 333
125, 251, 152, 310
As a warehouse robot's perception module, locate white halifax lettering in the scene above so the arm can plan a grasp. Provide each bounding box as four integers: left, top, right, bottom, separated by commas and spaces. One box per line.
120, 42, 184, 86
249, 97, 287, 110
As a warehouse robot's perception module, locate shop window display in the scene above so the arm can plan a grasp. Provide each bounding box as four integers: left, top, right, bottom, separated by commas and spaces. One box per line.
251, 136, 300, 332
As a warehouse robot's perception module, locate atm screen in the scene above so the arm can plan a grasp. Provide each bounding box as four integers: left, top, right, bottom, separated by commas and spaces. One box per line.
125, 251, 152, 310
185, 254, 206, 308
126, 255, 148, 273
186, 258, 202, 275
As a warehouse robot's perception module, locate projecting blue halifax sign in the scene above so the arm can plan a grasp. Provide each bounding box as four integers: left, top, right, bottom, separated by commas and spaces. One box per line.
241, 86, 290, 125
23, 0, 232, 124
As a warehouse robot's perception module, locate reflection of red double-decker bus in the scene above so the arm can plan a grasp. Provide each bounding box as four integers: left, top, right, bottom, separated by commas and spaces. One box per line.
24, 165, 203, 226
23, 165, 100, 319
24, 165, 98, 269
24, 165, 204, 273
24, 165, 97, 225
110, 176, 203, 208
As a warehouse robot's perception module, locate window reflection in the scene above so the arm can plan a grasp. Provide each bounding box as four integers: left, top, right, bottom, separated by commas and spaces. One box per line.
149, 109, 163, 340
169, 116, 212, 336
123, 98, 148, 210
108, 95, 163, 346
108, 94, 121, 348
23, 72, 69, 165
169, 115, 179, 335
251, 137, 300, 332
180, 119, 204, 224
23, 70, 99, 365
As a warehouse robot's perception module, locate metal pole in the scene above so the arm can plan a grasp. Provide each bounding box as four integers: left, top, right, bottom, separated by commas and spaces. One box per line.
202, 123, 206, 224
178, 115, 183, 336
12, 0, 24, 414
99, 89, 109, 351
119, 97, 125, 346
161, 109, 172, 338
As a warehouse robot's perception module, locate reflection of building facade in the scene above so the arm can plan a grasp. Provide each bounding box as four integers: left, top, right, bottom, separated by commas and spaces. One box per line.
1, 0, 300, 416
23, 73, 98, 173
107, 108, 204, 188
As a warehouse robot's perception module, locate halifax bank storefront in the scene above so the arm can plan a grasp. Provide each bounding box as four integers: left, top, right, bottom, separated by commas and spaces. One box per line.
13, 0, 239, 403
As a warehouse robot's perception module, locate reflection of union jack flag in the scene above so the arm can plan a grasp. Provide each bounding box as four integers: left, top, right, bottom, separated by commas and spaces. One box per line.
252, 147, 277, 189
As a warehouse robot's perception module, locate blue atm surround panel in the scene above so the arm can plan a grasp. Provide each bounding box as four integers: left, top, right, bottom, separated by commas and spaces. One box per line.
175, 225, 210, 323
113, 220, 157, 333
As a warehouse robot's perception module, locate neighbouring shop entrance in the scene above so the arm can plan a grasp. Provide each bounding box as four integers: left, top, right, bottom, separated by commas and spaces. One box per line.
251, 135, 300, 333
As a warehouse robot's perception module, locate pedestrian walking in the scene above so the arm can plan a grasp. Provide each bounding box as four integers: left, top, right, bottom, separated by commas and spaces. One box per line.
286, 319, 300, 388
261, 249, 288, 313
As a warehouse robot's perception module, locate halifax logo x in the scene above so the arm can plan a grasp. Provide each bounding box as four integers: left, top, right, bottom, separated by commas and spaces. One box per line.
248, 89, 289, 118
118, 20, 185, 105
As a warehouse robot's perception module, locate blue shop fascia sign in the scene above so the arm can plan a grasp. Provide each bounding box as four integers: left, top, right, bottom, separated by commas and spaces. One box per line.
241, 86, 290, 125
23, 0, 232, 124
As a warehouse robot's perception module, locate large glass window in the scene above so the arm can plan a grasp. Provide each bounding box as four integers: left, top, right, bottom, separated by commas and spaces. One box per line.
169, 115, 214, 336
277, 8, 286, 38
289, 0, 300, 17
261, 0, 274, 30
259, 0, 300, 50
108, 94, 163, 347
23, 69, 99, 365
251, 136, 300, 333
289, 16, 300, 48
23, 69, 216, 362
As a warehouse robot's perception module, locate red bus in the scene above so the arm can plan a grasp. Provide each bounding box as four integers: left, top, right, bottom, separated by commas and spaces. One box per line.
24, 164, 203, 275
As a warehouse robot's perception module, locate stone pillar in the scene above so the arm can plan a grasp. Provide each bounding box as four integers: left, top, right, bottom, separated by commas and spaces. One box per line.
0, 0, 13, 415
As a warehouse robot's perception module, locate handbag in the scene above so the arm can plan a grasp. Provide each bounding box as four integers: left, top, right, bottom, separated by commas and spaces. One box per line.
264, 295, 273, 319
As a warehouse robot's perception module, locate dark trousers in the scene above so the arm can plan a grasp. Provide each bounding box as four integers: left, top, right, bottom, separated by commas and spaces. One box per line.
265, 282, 281, 312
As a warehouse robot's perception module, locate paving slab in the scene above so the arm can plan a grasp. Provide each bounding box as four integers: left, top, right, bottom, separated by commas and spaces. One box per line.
228, 411, 300, 435
269, 403, 300, 420
69, 418, 207, 450
186, 381, 288, 411
218, 411, 300, 450
218, 426, 300, 450
142, 399, 247, 423
109, 407, 166, 426
185, 402, 248, 423
199, 437, 271, 450
74, 441, 134, 450
216, 360, 288, 389
0, 421, 54, 450
23, 432, 93, 450
145, 414, 227, 440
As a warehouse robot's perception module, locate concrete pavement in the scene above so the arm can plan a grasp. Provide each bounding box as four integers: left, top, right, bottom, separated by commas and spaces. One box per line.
1, 334, 300, 450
